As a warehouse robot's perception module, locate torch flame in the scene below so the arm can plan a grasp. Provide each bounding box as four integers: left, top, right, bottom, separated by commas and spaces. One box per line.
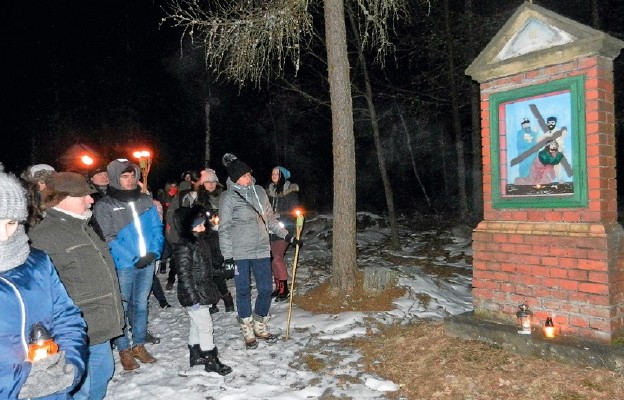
133, 150, 151, 159
80, 155, 94, 166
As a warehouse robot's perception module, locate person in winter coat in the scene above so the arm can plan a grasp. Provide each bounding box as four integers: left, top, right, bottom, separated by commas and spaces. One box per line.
164, 170, 204, 290
196, 168, 235, 314
93, 159, 164, 371
0, 164, 87, 399
29, 171, 124, 400
173, 205, 232, 375
20, 163, 56, 229
219, 153, 302, 349
266, 166, 301, 302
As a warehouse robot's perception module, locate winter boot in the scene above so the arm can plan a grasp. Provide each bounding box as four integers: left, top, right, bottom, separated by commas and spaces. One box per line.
270, 278, 280, 297
131, 344, 158, 363
145, 330, 161, 344
202, 347, 233, 376
222, 292, 235, 312
158, 260, 167, 274
209, 304, 219, 314
188, 344, 207, 367
275, 280, 290, 303
238, 316, 258, 349
253, 314, 278, 343
119, 349, 140, 371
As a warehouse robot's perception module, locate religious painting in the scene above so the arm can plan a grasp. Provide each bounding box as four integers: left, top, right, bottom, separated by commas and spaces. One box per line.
489, 76, 587, 208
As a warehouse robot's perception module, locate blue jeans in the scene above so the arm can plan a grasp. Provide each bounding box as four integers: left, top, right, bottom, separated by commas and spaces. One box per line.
72, 341, 115, 400
234, 258, 272, 318
115, 264, 154, 350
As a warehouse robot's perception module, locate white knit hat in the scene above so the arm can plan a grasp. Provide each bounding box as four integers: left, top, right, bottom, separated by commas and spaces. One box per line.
200, 168, 219, 184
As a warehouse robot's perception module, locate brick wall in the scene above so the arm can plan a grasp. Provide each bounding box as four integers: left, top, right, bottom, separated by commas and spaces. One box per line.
473, 56, 624, 342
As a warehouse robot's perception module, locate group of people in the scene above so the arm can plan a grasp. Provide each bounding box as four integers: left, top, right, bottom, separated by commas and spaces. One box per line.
0, 152, 302, 399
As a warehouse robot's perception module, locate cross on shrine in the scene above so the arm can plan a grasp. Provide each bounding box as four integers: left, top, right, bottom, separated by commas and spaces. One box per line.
509, 103, 573, 177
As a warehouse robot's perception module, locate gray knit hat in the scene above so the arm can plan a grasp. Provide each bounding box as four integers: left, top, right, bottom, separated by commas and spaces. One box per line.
0, 163, 30, 272
0, 163, 28, 222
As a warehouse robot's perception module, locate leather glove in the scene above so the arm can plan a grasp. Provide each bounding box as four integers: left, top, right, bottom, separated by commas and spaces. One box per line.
135, 252, 157, 269
223, 258, 236, 279
285, 233, 303, 247
19, 350, 77, 399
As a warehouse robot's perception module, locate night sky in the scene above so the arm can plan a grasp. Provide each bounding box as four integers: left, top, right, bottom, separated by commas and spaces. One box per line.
1, 1, 331, 194
2, 1, 624, 213
3, 2, 190, 173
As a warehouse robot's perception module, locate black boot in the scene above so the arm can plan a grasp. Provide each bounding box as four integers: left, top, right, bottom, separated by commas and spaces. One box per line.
270, 278, 279, 297
222, 292, 235, 312
158, 260, 167, 274
203, 347, 232, 376
276, 280, 290, 302
188, 344, 207, 367
146, 330, 161, 344
209, 304, 219, 314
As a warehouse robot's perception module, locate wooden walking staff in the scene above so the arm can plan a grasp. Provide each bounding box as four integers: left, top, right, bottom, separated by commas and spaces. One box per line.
285, 209, 305, 340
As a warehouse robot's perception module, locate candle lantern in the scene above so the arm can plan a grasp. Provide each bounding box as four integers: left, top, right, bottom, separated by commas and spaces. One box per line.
27, 323, 59, 362
516, 303, 533, 334
206, 209, 219, 231
543, 317, 556, 338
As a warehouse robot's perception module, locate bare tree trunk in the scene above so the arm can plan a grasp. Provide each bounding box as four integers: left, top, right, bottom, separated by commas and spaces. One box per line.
466, 0, 482, 219
325, 0, 357, 293
204, 95, 211, 168
591, 0, 600, 29
441, 129, 450, 200
267, 105, 280, 164
348, 11, 400, 250
443, 0, 468, 220
396, 102, 433, 210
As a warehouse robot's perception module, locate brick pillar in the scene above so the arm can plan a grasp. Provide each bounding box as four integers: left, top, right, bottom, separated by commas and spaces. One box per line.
472, 56, 624, 342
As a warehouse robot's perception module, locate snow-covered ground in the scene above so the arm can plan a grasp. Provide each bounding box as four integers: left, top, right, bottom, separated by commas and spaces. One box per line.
105, 213, 474, 399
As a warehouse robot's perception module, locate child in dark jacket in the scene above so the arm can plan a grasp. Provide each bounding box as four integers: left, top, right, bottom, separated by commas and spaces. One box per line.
173, 205, 232, 376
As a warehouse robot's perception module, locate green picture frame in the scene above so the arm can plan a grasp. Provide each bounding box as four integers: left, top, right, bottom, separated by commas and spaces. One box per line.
489, 75, 587, 209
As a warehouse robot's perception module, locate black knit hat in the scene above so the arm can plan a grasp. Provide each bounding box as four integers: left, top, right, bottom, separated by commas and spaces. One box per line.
222, 153, 252, 183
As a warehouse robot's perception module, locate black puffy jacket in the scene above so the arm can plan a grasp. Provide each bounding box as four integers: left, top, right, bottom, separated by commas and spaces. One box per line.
174, 234, 221, 307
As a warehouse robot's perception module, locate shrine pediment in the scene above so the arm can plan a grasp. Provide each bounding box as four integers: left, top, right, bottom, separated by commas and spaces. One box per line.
466, 2, 624, 82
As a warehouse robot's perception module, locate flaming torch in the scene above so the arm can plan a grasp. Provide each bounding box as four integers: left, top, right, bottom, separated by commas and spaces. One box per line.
132, 150, 152, 190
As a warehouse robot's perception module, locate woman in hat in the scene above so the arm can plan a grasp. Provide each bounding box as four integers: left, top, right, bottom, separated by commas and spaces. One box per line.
0, 164, 87, 399
266, 166, 301, 302
20, 163, 56, 228
196, 168, 235, 314
219, 153, 301, 349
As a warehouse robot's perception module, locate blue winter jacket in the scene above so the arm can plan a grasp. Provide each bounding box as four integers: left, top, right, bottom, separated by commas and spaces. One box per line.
0, 249, 87, 399
94, 195, 164, 268
93, 159, 164, 269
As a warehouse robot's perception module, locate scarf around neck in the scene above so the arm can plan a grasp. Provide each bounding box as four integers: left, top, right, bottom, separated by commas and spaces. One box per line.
107, 186, 141, 203
0, 225, 30, 273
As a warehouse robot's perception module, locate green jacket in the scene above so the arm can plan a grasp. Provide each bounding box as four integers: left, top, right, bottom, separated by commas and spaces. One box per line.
29, 208, 124, 345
